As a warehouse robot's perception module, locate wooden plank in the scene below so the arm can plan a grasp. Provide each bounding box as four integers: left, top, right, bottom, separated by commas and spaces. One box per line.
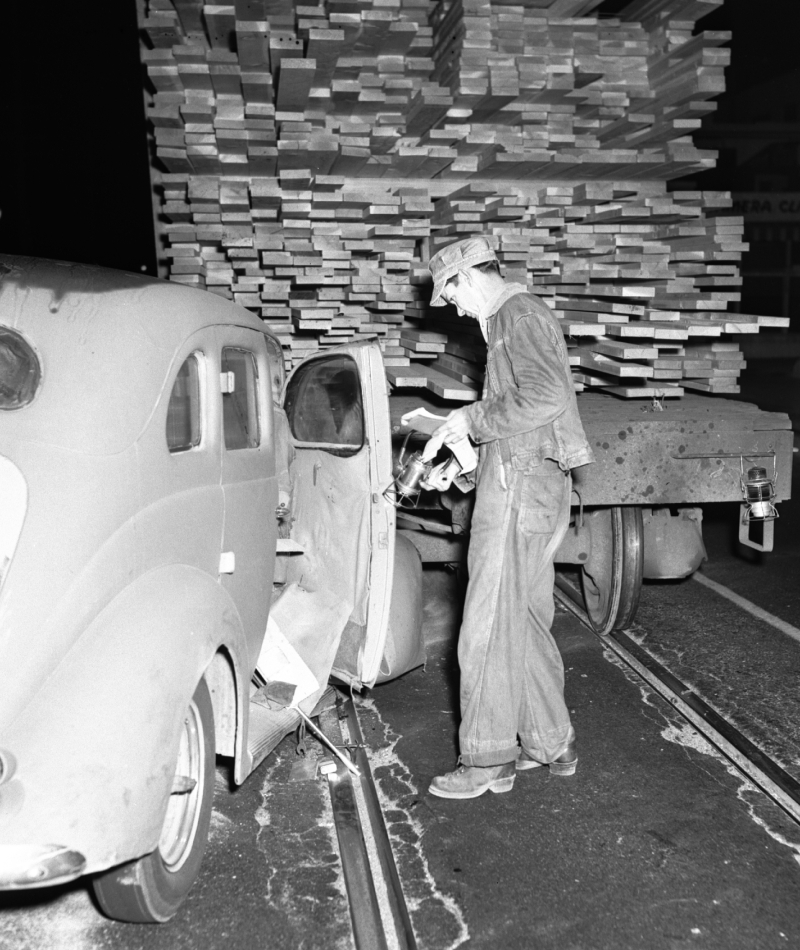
592, 340, 659, 360
578, 353, 654, 378
605, 384, 685, 398
424, 368, 480, 402
385, 366, 429, 388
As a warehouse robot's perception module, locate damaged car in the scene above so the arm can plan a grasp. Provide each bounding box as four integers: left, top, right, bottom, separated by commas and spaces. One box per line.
0, 256, 424, 922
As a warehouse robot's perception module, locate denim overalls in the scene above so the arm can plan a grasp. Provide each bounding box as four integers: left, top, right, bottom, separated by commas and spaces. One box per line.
456, 286, 594, 766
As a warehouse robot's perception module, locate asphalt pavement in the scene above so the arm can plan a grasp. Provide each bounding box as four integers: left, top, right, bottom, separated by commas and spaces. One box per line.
362, 566, 800, 950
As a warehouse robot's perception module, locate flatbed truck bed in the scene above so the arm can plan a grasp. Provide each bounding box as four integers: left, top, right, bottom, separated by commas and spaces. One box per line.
390, 391, 795, 634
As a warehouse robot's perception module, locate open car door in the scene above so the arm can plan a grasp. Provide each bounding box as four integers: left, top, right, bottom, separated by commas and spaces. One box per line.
280, 340, 395, 689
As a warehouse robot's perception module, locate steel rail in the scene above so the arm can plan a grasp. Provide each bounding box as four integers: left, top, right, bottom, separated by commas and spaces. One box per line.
555, 575, 800, 826
323, 733, 389, 950
320, 696, 417, 950
340, 695, 419, 950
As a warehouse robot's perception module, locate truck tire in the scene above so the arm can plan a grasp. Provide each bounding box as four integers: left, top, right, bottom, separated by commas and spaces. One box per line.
580, 506, 643, 635
92, 677, 215, 923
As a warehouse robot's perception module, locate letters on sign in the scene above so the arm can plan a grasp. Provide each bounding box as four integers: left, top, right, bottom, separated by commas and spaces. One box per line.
732, 193, 800, 221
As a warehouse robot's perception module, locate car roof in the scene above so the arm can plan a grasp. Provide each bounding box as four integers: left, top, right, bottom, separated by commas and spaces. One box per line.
0, 254, 265, 341
0, 255, 272, 455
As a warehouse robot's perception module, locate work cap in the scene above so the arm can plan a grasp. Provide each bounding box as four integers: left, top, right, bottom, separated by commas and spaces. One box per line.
428, 236, 497, 307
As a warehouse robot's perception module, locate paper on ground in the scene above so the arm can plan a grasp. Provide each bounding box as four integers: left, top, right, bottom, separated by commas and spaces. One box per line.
256, 615, 319, 706
256, 583, 353, 706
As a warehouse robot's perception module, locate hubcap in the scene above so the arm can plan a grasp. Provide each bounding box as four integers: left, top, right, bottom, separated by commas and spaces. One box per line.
158, 699, 205, 872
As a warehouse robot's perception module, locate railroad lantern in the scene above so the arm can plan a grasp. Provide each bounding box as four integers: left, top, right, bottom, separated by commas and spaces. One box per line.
740, 459, 779, 523
384, 449, 431, 509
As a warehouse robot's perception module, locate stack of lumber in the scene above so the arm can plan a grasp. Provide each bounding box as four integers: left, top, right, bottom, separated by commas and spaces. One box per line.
142, 0, 724, 181
139, 0, 789, 400
427, 0, 724, 181
142, 0, 454, 180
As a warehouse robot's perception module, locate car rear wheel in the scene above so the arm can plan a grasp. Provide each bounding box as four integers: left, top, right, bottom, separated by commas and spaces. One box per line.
92, 678, 215, 923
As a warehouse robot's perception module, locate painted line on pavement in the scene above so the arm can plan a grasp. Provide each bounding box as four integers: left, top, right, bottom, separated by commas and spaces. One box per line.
692, 572, 800, 646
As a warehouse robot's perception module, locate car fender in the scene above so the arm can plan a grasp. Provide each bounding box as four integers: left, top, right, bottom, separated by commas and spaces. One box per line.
1, 565, 251, 874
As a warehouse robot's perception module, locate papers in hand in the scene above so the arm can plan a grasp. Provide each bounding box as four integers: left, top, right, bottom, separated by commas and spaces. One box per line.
400, 407, 448, 434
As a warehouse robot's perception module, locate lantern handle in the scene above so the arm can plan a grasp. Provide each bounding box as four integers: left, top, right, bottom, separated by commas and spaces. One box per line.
739, 452, 778, 492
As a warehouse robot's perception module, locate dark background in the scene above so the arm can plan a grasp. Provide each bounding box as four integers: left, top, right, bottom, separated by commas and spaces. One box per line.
0, 0, 798, 277
0, 1, 157, 275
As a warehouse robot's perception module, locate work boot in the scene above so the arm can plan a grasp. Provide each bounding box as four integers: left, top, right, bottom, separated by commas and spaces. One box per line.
516, 739, 577, 776
428, 762, 516, 799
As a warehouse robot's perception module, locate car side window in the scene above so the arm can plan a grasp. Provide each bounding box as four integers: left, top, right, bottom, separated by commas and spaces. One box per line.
284, 355, 364, 457
166, 354, 201, 453
222, 348, 260, 450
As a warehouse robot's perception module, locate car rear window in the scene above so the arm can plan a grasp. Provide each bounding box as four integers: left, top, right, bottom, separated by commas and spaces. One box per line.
0, 327, 41, 410
222, 348, 260, 450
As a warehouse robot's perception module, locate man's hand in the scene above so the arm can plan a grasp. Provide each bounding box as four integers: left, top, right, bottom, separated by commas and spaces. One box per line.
433, 407, 471, 445
421, 458, 459, 492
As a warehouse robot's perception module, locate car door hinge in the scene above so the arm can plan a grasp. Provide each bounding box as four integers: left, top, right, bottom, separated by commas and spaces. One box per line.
220, 371, 235, 393
378, 532, 389, 549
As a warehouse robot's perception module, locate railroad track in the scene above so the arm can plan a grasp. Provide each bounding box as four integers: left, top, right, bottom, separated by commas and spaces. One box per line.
554, 574, 800, 827
318, 693, 417, 950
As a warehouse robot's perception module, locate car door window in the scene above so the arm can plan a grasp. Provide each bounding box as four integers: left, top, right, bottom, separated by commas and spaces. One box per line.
166, 354, 201, 453
222, 348, 260, 450
284, 355, 364, 456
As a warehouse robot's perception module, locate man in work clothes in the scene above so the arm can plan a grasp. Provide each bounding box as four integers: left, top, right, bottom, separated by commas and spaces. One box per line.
425, 236, 594, 800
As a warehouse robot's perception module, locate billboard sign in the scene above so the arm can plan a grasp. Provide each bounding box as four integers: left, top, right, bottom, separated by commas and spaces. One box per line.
732, 193, 800, 222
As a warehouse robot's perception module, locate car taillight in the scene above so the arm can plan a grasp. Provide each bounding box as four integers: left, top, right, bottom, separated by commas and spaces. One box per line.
0, 455, 27, 589
0, 750, 16, 786
0, 327, 41, 410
